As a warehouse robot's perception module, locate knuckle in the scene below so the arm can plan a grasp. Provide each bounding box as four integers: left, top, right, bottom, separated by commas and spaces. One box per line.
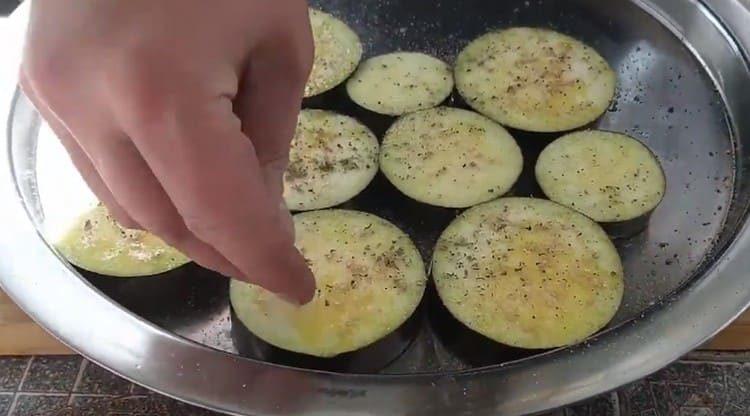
107, 49, 173, 132
23, 50, 72, 102
182, 214, 225, 242
87, 137, 136, 172
108, 47, 210, 141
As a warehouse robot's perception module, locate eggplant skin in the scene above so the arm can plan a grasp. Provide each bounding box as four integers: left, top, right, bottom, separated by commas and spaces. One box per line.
432, 197, 624, 350
455, 27, 616, 132
535, 130, 666, 226
81, 264, 228, 321
230, 304, 422, 373
230, 209, 426, 359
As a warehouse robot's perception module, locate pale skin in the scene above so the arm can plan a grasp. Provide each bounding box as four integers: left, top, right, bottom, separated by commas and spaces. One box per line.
20, 0, 317, 304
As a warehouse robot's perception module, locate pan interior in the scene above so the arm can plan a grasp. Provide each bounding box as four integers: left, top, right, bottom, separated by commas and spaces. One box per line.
25, 0, 739, 374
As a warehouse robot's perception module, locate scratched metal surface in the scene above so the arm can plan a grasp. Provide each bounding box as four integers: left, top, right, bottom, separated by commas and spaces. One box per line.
27, 0, 738, 376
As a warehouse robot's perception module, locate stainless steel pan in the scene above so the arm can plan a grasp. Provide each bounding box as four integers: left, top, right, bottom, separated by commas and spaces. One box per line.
3, 0, 750, 414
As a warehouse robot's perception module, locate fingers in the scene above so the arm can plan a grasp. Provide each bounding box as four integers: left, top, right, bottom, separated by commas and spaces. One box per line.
236, 58, 302, 202
236, 56, 304, 241
21, 0, 317, 304
77, 131, 246, 281
21, 70, 245, 282
19, 71, 140, 229
235, 24, 314, 245
236, 9, 314, 203
119, 92, 315, 304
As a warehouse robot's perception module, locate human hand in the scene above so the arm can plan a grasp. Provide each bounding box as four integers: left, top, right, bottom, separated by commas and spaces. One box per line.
20, 0, 316, 303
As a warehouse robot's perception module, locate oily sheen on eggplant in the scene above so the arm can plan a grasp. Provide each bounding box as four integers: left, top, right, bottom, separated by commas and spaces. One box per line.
535, 130, 666, 226
230, 210, 426, 362
283, 109, 379, 211
346, 52, 454, 116
55, 204, 189, 277
455, 27, 616, 132
305, 8, 363, 98
380, 107, 523, 208
432, 197, 624, 349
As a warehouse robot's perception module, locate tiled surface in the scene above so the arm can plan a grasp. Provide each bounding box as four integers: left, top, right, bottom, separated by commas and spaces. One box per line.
73, 361, 131, 396
0, 356, 749, 415
0, 358, 27, 391
617, 361, 750, 415
0, 394, 13, 416
12, 394, 68, 416
0, 356, 224, 416
20, 357, 81, 393
562, 394, 618, 416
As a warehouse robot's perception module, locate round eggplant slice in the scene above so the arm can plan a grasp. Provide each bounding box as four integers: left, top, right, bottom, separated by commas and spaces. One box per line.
346, 52, 454, 116
380, 107, 523, 208
55, 204, 189, 277
455, 27, 616, 132
230, 209, 426, 363
305, 8, 363, 98
283, 110, 379, 211
535, 130, 666, 234
432, 197, 624, 349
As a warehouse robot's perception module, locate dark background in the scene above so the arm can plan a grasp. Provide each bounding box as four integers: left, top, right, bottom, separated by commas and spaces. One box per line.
0, 0, 18, 16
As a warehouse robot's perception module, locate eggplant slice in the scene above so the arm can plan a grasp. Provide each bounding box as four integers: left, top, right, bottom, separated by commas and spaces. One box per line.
55, 204, 189, 277
535, 130, 666, 236
346, 52, 454, 116
305, 8, 363, 98
230, 209, 426, 363
283, 109, 379, 211
432, 197, 624, 349
454, 27, 616, 132
380, 107, 523, 208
